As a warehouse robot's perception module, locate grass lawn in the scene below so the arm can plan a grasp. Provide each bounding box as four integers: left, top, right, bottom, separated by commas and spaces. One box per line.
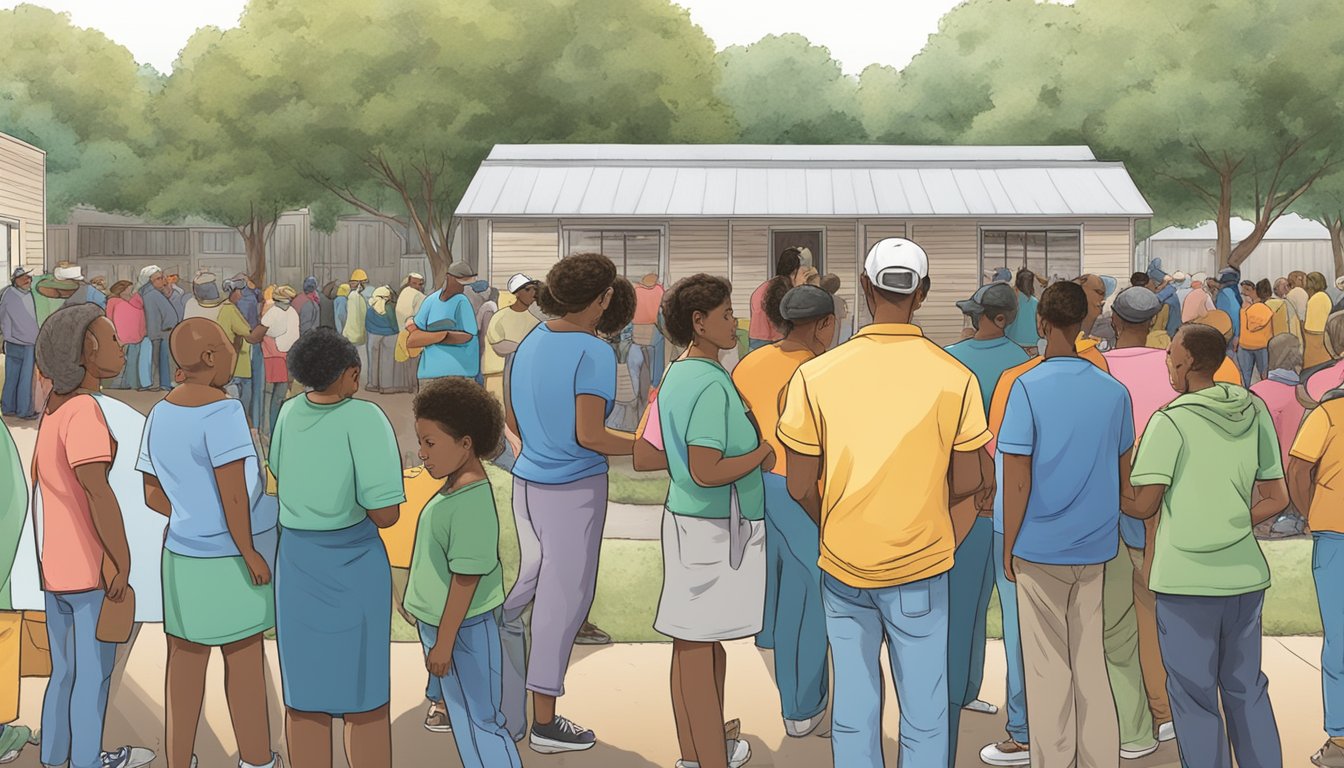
607, 470, 670, 506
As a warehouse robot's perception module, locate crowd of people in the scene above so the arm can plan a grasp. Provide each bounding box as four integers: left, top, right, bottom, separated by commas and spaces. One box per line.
3, 238, 1344, 768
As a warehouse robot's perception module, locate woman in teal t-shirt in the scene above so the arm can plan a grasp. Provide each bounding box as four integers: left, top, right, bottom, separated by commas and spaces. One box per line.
1006, 269, 1042, 354
654, 274, 772, 768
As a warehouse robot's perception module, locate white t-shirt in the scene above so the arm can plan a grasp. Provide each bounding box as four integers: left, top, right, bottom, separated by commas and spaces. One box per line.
263, 305, 301, 353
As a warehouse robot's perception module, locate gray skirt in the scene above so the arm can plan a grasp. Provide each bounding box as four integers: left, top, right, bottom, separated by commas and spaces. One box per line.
654, 509, 766, 642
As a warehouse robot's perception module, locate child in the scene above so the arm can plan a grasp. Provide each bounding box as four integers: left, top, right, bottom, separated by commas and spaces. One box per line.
404, 378, 521, 768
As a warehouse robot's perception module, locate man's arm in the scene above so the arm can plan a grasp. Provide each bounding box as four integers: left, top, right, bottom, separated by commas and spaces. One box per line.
632, 435, 668, 472
142, 474, 171, 517
1287, 457, 1317, 520
245, 323, 268, 344
1000, 453, 1031, 582
75, 462, 131, 600
1251, 477, 1290, 525
406, 324, 473, 349
785, 449, 823, 527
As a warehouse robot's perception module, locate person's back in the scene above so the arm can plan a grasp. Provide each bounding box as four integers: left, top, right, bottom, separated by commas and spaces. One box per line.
1251, 373, 1304, 473
1183, 284, 1215, 323
733, 343, 814, 477
946, 335, 1030, 413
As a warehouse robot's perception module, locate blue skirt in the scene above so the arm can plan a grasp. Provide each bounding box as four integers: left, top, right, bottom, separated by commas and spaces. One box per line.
275, 517, 391, 715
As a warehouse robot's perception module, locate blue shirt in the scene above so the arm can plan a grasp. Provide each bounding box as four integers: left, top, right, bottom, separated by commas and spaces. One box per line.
998, 357, 1134, 565
945, 336, 1031, 417
334, 295, 348, 332
1217, 287, 1242, 342
136, 399, 275, 558
236, 288, 262, 328
1156, 285, 1182, 338
510, 323, 616, 485
413, 293, 480, 379
1005, 293, 1039, 348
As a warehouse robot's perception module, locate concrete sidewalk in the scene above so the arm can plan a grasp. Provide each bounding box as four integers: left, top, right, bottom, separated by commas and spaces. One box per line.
7, 626, 1328, 767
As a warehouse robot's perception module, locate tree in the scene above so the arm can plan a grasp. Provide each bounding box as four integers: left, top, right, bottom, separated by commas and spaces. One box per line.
0, 4, 156, 221
145, 26, 318, 285
1295, 170, 1344, 276
230, 0, 732, 281
717, 34, 866, 144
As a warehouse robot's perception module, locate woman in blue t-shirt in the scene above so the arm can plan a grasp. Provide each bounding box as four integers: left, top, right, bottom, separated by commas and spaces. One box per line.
500, 253, 636, 753
1006, 268, 1042, 354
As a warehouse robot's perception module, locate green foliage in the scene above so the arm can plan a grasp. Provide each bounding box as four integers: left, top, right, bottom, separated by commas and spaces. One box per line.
716, 34, 866, 144
0, 4, 156, 220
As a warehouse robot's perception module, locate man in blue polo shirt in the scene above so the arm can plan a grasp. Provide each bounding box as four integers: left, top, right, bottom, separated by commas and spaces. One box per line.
408, 262, 480, 381
1000, 280, 1132, 767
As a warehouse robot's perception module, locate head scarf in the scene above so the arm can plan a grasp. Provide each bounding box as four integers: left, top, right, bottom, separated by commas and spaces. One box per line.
369, 286, 393, 314
137, 264, 163, 291
337, 284, 351, 297
303, 276, 318, 294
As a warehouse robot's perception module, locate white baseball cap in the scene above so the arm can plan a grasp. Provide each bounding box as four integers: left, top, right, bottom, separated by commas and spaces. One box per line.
507, 273, 538, 293
864, 238, 928, 295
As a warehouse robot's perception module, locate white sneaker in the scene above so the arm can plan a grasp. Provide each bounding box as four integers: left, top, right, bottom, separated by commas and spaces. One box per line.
963, 699, 1000, 715
784, 713, 826, 738
674, 739, 752, 768
1157, 721, 1176, 742
980, 739, 1031, 766
1121, 743, 1159, 759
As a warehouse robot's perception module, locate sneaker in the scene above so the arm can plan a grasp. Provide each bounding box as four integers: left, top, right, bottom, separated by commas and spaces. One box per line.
101, 746, 156, 768
241, 753, 283, 768
1314, 740, 1344, 767
1157, 721, 1176, 743
575, 621, 611, 645
724, 719, 741, 741
674, 738, 752, 768
0, 725, 34, 765
784, 713, 826, 738
980, 739, 1031, 766
1121, 742, 1159, 759
530, 715, 597, 754
963, 699, 1000, 715
425, 705, 452, 733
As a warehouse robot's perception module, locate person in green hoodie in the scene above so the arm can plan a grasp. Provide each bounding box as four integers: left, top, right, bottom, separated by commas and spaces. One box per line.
0, 419, 36, 762
1122, 323, 1289, 768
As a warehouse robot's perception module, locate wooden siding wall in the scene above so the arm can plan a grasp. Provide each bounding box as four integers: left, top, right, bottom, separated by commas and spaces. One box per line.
728, 222, 769, 314
490, 220, 560, 287
668, 220, 729, 285
1083, 219, 1134, 282
908, 221, 979, 344
0, 135, 45, 273
859, 222, 909, 328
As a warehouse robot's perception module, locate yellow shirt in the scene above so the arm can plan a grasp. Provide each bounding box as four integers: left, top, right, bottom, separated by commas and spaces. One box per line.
482, 306, 542, 376
732, 344, 814, 478
379, 466, 445, 569
1265, 297, 1300, 339
1307, 291, 1333, 334
1290, 400, 1344, 534
777, 324, 991, 589
216, 303, 253, 378
1215, 356, 1242, 385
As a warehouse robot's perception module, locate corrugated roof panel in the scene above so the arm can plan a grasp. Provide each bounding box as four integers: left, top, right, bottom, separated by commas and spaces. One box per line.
848, 170, 880, 216
735, 169, 769, 215
951, 169, 996, 215
804, 169, 834, 215
1049, 169, 1120, 215
492, 166, 539, 215
703, 169, 737, 213
977, 169, 1018, 215
487, 144, 1099, 163
635, 168, 678, 215
463, 166, 512, 217
894, 170, 934, 215
609, 168, 650, 215
577, 167, 623, 215
552, 167, 593, 213
666, 168, 707, 215
996, 169, 1064, 215
524, 167, 568, 215
830, 169, 857, 215
767, 168, 807, 215
1095, 168, 1154, 217
919, 169, 970, 215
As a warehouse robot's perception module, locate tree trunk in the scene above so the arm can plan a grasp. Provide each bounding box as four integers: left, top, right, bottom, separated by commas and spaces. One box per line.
406, 218, 452, 286
1215, 171, 1234, 269
237, 212, 276, 287
1330, 216, 1344, 278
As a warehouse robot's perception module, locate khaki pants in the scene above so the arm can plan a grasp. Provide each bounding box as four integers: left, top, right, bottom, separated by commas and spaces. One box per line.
1015, 558, 1119, 768
1102, 547, 1155, 750
0, 611, 19, 724
1127, 535, 1171, 726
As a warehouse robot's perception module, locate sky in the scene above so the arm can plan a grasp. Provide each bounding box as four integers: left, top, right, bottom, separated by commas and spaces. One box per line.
0, 0, 968, 75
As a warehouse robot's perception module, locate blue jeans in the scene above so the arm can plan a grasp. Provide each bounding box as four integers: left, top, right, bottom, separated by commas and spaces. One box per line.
233, 376, 256, 426
1236, 346, 1268, 387
823, 571, 949, 768
250, 344, 265, 424
136, 338, 152, 388
105, 342, 141, 390
264, 382, 287, 439
418, 616, 522, 768
762, 473, 828, 721
650, 332, 666, 388
1316, 533, 1344, 737
992, 531, 1029, 743
151, 337, 173, 390
1, 342, 34, 417
1156, 590, 1281, 768
948, 518, 994, 763
41, 589, 116, 768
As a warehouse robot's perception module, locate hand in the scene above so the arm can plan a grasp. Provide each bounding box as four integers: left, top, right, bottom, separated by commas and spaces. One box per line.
242, 548, 272, 586
757, 443, 776, 473
426, 641, 454, 678
505, 429, 522, 459
106, 570, 130, 602
1003, 556, 1016, 583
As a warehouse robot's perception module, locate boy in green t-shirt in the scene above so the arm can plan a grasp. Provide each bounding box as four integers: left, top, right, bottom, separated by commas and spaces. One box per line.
404, 378, 521, 768
1123, 324, 1288, 768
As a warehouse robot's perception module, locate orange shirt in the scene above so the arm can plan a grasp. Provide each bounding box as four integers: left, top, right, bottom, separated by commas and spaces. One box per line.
1214, 356, 1242, 385
633, 284, 664, 325
732, 344, 815, 477
34, 395, 115, 593
1240, 302, 1274, 350
986, 339, 1109, 455
380, 466, 444, 569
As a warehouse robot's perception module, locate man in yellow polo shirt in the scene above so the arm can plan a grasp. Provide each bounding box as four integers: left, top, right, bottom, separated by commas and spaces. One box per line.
778, 238, 993, 768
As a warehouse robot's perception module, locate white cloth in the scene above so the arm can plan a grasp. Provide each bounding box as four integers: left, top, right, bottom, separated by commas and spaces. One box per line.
263, 305, 301, 353
182, 298, 223, 323
12, 394, 167, 621
395, 286, 426, 329
653, 507, 765, 643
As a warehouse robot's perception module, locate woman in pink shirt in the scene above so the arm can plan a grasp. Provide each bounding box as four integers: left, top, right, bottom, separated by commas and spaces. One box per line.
1181, 276, 1216, 323
1251, 334, 1306, 472
105, 280, 146, 391
748, 249, 804, 350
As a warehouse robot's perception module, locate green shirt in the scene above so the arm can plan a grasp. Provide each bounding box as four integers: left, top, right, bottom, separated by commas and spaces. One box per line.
403, 479, 506, 627
656, 358, 765, 520
1131, 384, 1282, 597
217, 302, 253, 378
0, 421, 27, 611
270, 396, 405, 531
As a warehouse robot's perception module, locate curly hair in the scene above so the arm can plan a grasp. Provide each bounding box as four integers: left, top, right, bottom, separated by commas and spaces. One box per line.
1037, 281, 1089, 329
761, 275, 792, 335
36, 304, 106, 395
536, 253, 636, 337
286, 327, 360, 390
663, 274, 733, 347
1176, 323, 1228, 374
413, 378, 504, 458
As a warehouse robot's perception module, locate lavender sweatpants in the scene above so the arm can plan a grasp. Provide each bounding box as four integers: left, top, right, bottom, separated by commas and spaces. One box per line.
501, 474, 607, 739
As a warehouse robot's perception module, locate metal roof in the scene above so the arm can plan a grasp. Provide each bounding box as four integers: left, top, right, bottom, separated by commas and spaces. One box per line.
455, 144, 1152, 219
1149, 214, 1328, 242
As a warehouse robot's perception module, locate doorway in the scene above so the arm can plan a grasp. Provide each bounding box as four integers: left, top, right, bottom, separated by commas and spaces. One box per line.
769, 229, 824, 277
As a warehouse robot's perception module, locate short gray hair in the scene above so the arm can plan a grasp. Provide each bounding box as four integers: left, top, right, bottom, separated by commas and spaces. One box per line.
36, 304, 105, 395
1267, 333, 1302, 372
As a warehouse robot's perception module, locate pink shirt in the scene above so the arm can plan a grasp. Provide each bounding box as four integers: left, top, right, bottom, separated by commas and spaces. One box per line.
1308, 359, 1344, 402
633, 284, 664, 325
107, 294, 147, 344
640, 395, 664, 451
34, 395, 116, 593
1103, 347, 1179, 441
1182, 290, 1215, 323
1250, 378, 1306, 471
749, 280, 781, 342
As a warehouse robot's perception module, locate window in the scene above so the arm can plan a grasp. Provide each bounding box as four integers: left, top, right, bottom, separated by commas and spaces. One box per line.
0, 223, 11, 288
980, 229, 1081, 283
566, 229, 664, 282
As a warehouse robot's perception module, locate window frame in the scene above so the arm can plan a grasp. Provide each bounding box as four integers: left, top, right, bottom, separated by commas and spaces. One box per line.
561, 225, 668, 282
977, 225, 1084, 285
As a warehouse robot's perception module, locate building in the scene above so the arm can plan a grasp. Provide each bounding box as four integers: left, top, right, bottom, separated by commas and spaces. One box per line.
1142, 214, 1336, 285
0, 132, 45, 286
48, 206, 429, 291
452, 144, 1152, 344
